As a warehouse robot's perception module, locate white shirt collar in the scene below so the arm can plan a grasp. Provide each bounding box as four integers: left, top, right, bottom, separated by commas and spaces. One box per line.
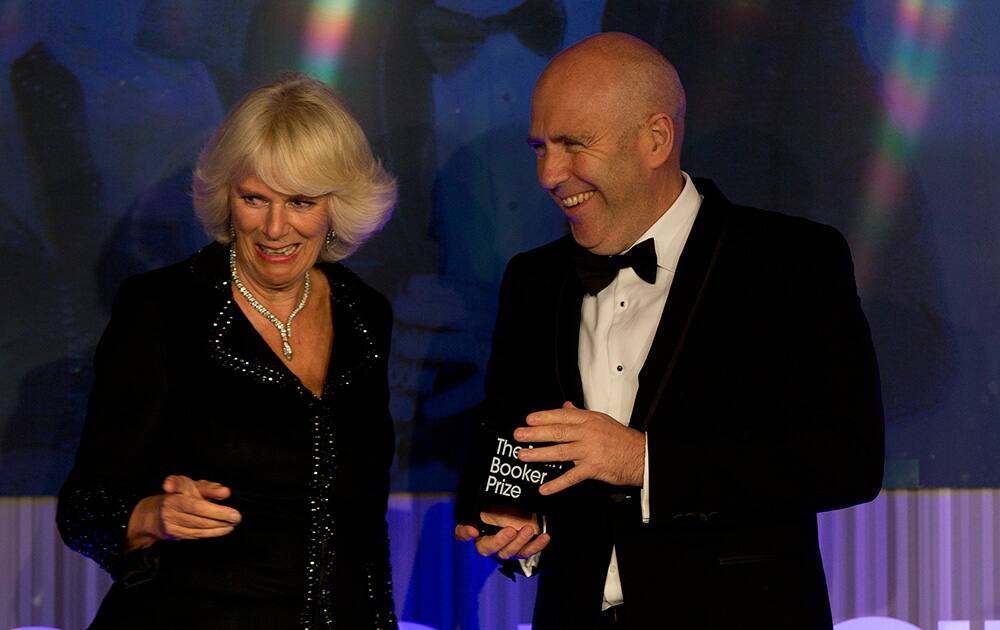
623, 171, 702, 273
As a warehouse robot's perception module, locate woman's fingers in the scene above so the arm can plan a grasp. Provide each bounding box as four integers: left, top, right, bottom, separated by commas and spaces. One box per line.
152, 475, 242, 541
161, 524, 236, 541
162, 493, 241, 526
162, 494, 239, 524
162, 475, 232, 501
195, 479, 232, 500
126, 480, 241, 550
157, 499, 239, 540
162, 474, 197, 496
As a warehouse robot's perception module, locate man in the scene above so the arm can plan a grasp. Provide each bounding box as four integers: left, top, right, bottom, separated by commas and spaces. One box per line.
455, 32, 883, 629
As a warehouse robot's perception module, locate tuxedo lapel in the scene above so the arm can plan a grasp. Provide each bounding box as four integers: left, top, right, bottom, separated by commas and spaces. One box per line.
631, 180, 730, 432
554, 269, 586, 408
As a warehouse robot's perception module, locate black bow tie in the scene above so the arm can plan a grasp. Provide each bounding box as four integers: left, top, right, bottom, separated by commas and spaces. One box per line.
572, 239, 658, 296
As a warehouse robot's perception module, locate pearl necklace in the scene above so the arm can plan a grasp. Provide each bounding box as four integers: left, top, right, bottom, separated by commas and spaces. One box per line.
229, 245, 311, 361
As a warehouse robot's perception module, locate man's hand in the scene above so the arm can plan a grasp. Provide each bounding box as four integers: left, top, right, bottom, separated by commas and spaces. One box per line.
515, 401, 645, 494
454, 508, 550, 560
126, 475, 242, 550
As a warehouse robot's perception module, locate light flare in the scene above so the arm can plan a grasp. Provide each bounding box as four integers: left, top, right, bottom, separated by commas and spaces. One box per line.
301, 0, 359, 86
852, 0, 958, 288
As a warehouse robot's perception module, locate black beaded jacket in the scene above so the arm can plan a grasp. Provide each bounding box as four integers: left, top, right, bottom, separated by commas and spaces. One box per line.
57, 242, 398, 629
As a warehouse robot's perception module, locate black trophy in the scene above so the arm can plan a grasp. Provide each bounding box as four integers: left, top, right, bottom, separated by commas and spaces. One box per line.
469, 411, 570, 535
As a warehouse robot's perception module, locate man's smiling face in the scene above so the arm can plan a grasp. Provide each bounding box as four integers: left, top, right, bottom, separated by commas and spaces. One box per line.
528, 61, 657, 255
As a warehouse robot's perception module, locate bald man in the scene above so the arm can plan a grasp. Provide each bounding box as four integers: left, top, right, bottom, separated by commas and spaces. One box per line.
455, 33, 883, 629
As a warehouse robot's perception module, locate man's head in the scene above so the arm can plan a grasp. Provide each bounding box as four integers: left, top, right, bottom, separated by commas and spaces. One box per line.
528, 32, 686, 254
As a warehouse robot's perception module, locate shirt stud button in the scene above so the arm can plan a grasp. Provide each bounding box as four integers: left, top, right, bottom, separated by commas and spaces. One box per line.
616, 365, 624, 372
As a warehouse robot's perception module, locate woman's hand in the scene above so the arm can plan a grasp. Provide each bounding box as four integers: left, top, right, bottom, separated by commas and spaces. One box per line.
126, 475, 242, 550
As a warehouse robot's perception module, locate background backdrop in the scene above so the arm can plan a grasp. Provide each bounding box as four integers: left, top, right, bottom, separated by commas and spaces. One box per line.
1, 0, 998, 628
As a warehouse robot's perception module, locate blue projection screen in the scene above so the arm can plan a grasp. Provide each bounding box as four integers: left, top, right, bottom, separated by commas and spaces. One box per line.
0, 0, 998, 497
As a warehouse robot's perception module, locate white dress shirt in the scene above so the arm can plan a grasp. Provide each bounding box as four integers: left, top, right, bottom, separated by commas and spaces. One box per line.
579, 173, 701, 609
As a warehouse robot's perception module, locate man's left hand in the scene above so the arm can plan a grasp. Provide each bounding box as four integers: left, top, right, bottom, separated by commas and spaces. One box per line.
514, 401, 645, 494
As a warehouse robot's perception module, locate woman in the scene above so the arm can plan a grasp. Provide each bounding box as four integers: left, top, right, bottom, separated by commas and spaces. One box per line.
57, 75, 398, 629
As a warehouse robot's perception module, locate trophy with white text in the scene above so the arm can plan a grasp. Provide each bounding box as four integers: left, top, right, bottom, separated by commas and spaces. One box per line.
470, 412, 571, 535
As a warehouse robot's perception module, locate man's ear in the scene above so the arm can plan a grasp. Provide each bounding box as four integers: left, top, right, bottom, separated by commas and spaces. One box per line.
644, 112, 674, 169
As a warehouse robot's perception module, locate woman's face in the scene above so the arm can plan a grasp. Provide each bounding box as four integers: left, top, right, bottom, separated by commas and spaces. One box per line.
229, 175, 330, 293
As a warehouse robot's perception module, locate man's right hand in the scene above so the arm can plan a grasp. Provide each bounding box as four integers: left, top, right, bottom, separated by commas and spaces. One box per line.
126, 475, 242, 550
454, 508, 550, 560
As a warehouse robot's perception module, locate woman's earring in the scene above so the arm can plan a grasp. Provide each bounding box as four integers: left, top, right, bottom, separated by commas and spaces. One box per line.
325, 229, 337, 248
229, 221, 236, 240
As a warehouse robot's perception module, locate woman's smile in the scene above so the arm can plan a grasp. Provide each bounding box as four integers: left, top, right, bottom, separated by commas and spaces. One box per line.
230, 175, 330, 292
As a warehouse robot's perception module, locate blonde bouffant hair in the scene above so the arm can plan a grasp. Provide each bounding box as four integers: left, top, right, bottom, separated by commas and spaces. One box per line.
192, 74, 397, 262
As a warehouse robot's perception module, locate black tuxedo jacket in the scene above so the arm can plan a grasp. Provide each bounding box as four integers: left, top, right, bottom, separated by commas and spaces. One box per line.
457, 179, 884, 629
